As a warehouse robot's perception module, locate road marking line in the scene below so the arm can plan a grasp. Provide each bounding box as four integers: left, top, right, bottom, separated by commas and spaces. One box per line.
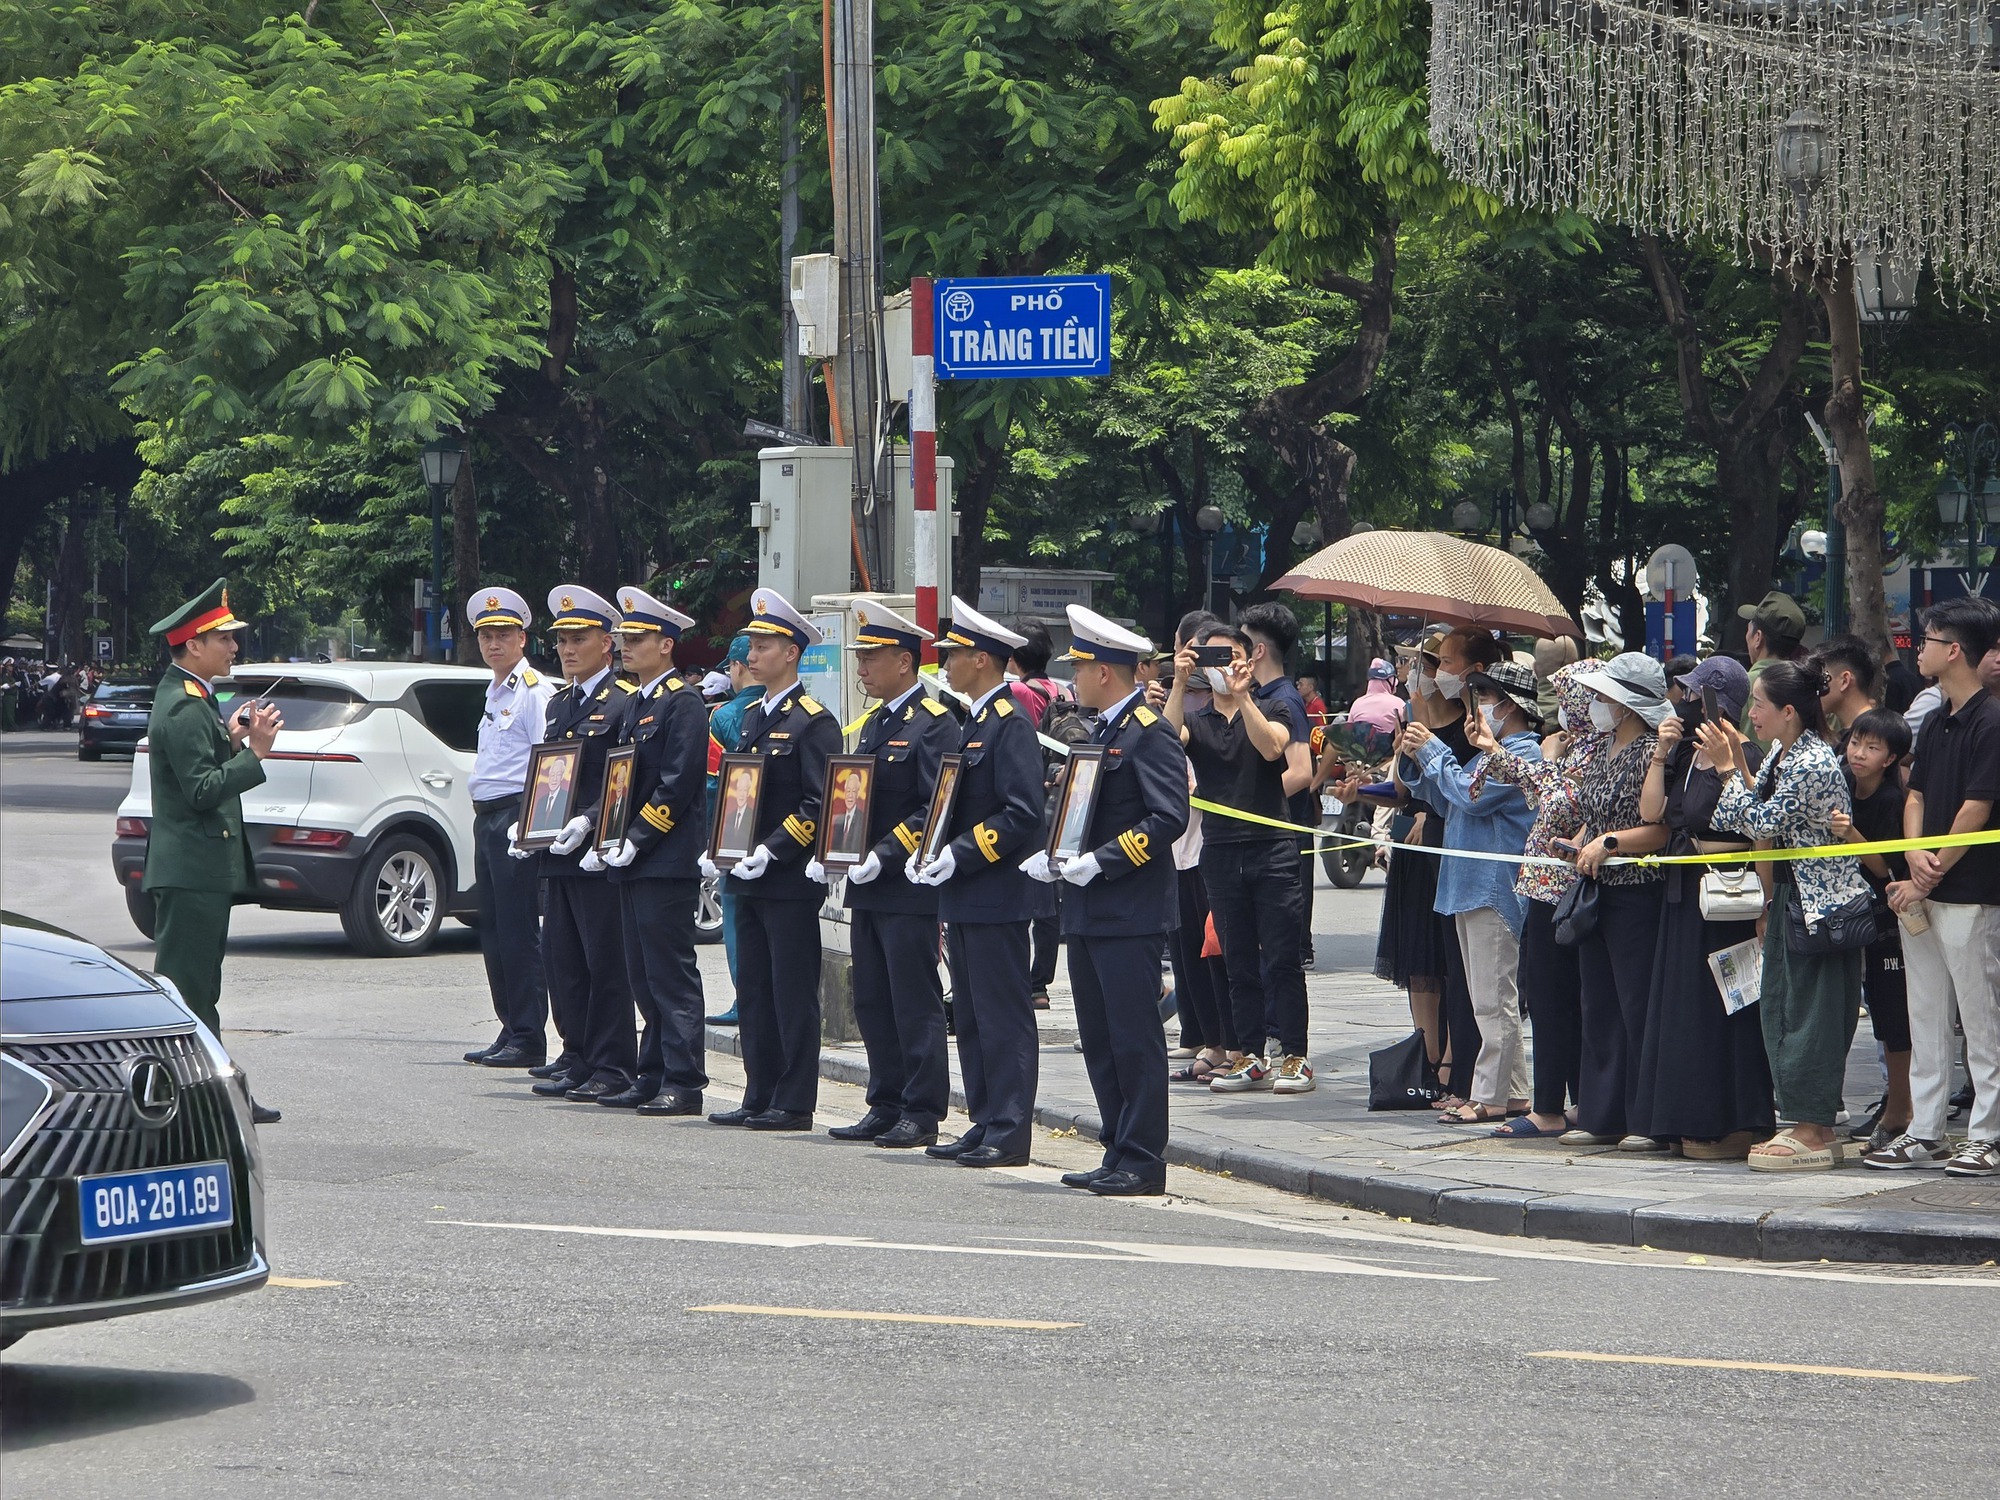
268, 1276, 344, 1289
434, 1220, 1488, 1282
1527, 1351, 1975, 1384
689, 1304, 1078, 1330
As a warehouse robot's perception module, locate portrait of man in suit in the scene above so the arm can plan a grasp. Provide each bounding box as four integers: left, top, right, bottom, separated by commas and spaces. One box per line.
524, 747, 581, 839
821, 760, 874, 865
714, 760, 762, 860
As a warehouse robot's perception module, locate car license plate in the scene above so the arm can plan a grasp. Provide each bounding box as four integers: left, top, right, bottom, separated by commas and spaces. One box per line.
77, 1162, 233, 1245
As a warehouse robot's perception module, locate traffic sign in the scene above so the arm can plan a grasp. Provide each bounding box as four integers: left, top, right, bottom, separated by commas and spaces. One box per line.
933, 275, 1111, 380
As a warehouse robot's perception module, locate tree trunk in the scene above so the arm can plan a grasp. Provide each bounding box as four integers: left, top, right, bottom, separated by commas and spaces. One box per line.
950, 429, 1005, 607
450, 461, 482, 664
1816, 253, 1890, 660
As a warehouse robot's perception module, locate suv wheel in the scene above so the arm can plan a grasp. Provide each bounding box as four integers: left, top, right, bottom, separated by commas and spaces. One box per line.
125, 885, 158, 940
340, 834, 445, 957
695, 873, 724, 945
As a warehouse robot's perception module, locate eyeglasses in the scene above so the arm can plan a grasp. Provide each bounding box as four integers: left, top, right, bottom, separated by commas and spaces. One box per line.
1920, 635, 1959, 653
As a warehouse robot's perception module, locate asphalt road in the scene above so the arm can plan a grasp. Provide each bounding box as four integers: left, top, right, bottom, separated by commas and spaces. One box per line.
3, 731, 1993, 1498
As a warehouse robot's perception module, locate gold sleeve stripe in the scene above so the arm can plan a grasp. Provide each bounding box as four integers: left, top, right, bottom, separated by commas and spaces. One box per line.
783, 815, 816, 846
893, 822, 921, 854
639, 804, 674, 834
974, 823, 1001, 863
1117, 830, 1151, 865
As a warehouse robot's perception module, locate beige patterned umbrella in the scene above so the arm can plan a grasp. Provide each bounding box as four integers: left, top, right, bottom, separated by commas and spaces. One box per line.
1273, 530, 1579, 639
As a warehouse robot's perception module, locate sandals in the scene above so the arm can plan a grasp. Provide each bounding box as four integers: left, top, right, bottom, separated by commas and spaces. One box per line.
1490, 1116, 1566, 1140
1745, 1129, 1839, 1173
1170, 1057, 1227, 1085
1438, 1103, 1511, 1125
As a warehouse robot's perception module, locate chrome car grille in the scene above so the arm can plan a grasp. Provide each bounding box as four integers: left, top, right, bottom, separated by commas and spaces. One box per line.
1, 1030, 255, 1311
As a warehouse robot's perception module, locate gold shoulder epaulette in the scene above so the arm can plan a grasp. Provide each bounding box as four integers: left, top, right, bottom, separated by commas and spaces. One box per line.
799, 695, 825, 715
520, 668, 541, 687
994, 697, 1015, 717
1134, 705, 1159, 727
921, 697, 950, 716
617, 680, 639, 693
184, 680, 205, 698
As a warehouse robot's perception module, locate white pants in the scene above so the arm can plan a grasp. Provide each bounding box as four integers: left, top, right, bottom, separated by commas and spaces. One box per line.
1903, 902, 2000, 1143
1456, 908, 1528, 1108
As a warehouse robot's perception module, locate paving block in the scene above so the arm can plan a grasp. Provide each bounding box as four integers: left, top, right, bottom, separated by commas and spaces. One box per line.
1436, 1186, 1548, 1236
1308, 1169, 1470, 1224
1629, 1200, 1771, 1260
1759, 1205, 2000, 1265
1523, 1193, 1654, 1246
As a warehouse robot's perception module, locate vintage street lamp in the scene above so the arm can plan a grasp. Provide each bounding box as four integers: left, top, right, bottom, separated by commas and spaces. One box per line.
419, 437, 466, 661
1774, 105, 1831, 224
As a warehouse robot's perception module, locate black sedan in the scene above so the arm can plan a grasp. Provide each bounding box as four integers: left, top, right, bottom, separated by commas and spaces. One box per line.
77, 680, 154, 761
0, 912, 268, 1350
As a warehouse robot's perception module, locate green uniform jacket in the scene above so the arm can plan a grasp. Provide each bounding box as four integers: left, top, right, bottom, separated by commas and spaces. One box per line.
141, 667, 267, 894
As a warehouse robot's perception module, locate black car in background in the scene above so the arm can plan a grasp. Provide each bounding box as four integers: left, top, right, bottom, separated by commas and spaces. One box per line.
0, 912, 268, 1350
77, 680, 154, 761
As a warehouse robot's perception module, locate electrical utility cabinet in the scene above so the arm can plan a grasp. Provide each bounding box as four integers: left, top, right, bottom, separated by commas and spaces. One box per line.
754, 447, 955, 606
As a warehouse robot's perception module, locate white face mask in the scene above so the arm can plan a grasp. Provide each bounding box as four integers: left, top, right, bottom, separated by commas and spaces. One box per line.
1557, 705, 1572, 732
1588, 699, 1621, 733
1433, 669, 1464, 701
1482, 702, 1508, 736
1204, 666, 1231, 694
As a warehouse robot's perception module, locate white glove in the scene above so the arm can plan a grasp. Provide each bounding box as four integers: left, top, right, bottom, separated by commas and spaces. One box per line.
578, 847, 606, 873
846, 850, 883, 885
804, 859, 829, 884
733, 844, 771, 880
1059, 851, 1102, 886
697, 853, 720, 880
603, 838, 639, 869
548, 815, 593, 855
1019, 849, 1058, 883
916, 844, 957, 886
506, 822, 533, 860
903, 852, 925, 885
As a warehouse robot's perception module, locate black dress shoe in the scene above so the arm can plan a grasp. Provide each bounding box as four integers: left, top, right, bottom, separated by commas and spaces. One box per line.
1087, 1170, 1165, 1197
875, 1119, 939, 1149
744, 1109, 813, 1131
565, 1078, 620, 1103
828, 1108, 900, 1141
531, 1073, 582, 1097
250, 1100, 282, 1125
1060, 1166, 1113, 1190
527, 1057, 574, 1080
596, 1084, 658, 1109
925, 1135, 981, 1160
957, 1145, 1029, 1168
478, 1045, 546, 1070
463, 1037, 505, 1063
637, 1089, 704, 1117
708, 1106, 756, 1126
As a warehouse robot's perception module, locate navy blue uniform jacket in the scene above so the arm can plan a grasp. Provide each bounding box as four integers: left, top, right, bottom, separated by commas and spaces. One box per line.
725, 682, 841, 903
1060, 696, 1188, 938
938, 691, 1047, 924
844, 687, 958, 916
541, 671, 635, 880
609, 670, 710, 882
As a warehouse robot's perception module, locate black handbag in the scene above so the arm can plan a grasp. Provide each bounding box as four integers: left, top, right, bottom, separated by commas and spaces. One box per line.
1367, 1030, 1445, 1111
1784, 888, 1886, 955
1551, 875, 1601, 947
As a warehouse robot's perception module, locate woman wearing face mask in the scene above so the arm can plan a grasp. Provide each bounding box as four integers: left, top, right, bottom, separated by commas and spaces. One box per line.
1631, 656, 1775, 1159
1697, 663, 1869, 1173
1563, 653, 1675, 1148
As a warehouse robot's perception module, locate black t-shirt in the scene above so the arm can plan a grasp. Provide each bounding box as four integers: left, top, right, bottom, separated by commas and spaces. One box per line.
1844, 768, 1908, 887
1186, 699, 1293, 845
1252, 676, 1315, 846
1907, 687, 2000, 905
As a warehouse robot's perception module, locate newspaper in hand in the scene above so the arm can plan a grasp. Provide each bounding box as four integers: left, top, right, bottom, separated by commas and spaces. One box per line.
1707, 937, 1763, 1015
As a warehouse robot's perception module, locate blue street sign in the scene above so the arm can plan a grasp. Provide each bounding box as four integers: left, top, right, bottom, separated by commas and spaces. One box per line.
933, 275, 1111, 380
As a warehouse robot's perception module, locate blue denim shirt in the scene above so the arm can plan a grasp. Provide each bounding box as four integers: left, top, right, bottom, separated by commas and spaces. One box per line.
1404, 729, 1543, 936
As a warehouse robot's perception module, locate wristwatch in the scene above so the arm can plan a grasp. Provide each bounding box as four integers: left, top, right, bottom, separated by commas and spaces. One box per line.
1602, 834, 1620, 852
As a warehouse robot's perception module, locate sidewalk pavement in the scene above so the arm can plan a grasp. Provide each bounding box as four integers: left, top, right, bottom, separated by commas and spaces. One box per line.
706, 951, 2000, 1268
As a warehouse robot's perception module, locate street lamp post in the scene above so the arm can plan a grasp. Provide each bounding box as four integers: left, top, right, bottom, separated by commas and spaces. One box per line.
1195, 504, 1225, 617
418, 437, 466, 662
1936, 423, 2000, 601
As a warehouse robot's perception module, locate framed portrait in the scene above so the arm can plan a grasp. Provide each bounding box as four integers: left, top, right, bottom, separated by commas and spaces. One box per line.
515, 742, 584, 851
1048, 745, 1107, 861
596, 746, 637, 855
916, 753, 964, 870
710, 753, 767, 869
817, 755, 877, 869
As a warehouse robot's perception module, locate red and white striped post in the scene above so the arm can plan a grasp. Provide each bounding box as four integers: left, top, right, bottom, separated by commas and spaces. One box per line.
910, 275, 939, 663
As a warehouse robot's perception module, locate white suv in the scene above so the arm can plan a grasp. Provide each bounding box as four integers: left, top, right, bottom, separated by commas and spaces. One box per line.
112, 662, 490, 957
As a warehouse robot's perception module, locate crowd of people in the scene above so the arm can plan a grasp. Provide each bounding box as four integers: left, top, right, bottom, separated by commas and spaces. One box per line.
0, 656, 97, 730
1328, 593, 2000, 1176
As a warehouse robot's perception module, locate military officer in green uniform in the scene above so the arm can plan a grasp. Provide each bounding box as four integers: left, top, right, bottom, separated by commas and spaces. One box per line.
142, 578, 283, 1123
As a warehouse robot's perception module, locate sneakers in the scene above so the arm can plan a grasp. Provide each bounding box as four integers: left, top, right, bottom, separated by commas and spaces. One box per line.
1860, 1133, 1952, 1170
1210, 1055, 1272, 1093
1944, 1139, 2000, 1177
1272, 1055, 1316, 1094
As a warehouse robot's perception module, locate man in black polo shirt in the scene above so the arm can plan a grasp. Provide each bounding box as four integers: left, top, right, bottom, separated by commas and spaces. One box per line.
1887, 598, 2000, 1176
1239, 603, 1319, 974
1164, 623, 1314, 1097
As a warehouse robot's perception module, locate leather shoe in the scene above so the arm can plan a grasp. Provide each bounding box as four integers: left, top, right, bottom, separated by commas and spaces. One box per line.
708, 1106, 756, 1126
875, 1119, 939, 1149
250, 1100, 282, 1125
705, 1010, 739, 1027
531, 1073, 583, 1097
564, 1078, 621, 1103
637, 1089, 704, 1117
527, 1057, 574, 1080
1087, 1170, 1165, 1197
828, 1108, 900, 1141
744, 1109, 813, 1131
596, 1084, 658, 1109
463, 1037, 504, 1063
925, 1134, 981, 1160
957, 1145, 1029, 1168
1060, 1166, 1113, 1189
478, 1045, 545, 1070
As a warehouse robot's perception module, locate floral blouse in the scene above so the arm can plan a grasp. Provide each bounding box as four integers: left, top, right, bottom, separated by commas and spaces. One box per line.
1711, 731, 1868, 922
1567, 733, 1664, 886
1474, 662, 1609, 904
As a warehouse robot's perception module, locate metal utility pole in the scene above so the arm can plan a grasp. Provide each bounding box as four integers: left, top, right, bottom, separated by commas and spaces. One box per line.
780, 72, 809, 438
828, 0, 888, 589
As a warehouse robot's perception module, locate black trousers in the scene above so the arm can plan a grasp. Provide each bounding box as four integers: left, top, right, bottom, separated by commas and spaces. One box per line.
620, 877, 707, 1093
1029, 904, 1062, 991
1201, 838, 1308, 1056
735, 896, 822, 1116
1298, 842, 1317, 967
474, 807, 547, 1054
1518, 897, 1580, 1118
1070, 932, 1169, 1183
1168, 865, 1228, 1050
946, 920, 1037, 1156
1576, 881, 1665, 1137
543, 876, 636, 1087
1438, 917, 1482, 1102
850, 909, 949, 1125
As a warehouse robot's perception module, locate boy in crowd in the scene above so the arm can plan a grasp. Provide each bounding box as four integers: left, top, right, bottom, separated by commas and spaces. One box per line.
1834, 708, 1914, 1153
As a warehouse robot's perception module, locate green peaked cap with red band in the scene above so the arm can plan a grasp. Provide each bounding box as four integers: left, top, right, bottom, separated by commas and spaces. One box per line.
149, 577, 247, 646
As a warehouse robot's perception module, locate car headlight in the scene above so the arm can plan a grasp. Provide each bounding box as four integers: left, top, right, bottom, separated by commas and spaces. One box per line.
152, 972, 238, 1078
